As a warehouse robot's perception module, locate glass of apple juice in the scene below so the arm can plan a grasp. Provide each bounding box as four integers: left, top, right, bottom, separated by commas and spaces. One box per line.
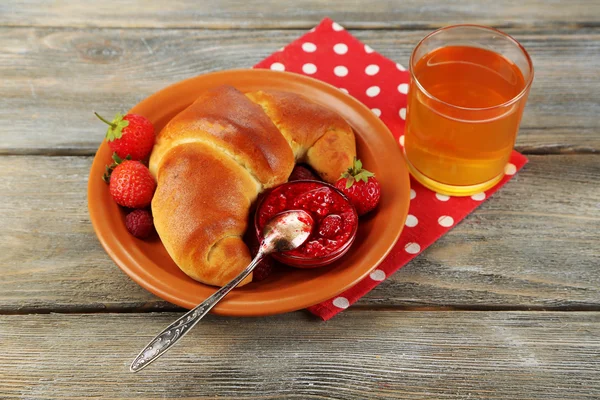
404, 25, 534, 196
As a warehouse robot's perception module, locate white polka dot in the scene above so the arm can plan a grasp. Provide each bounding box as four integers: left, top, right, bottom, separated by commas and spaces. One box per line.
332, 22, 344, 31
370, 269, 386, 281
333, 43, 348, 54
405, 242, 421, 254
371, 108, 381, 117
471, 192, 486, 201
396, 63, 406, 71
438, 215, 454, 228
504, 163, 517, 175
365, 45, 374, 53
399, 135, 405, 146
332, 296, 349, 309
399, 108, 406, 120
405, 214, 418, 227
339, 88, 349, 94
366, 86, 380, 97
302, 63, 317, 74
398, 83, 409, 94
309, 27, 316, 33
435, 193, 450, 201
365, 64, 380, 76
277, 47, 285, 52
334, 65, 348, 77
302, 42, 317, 52
410, 189, 416, 200
270, 62, 285, 71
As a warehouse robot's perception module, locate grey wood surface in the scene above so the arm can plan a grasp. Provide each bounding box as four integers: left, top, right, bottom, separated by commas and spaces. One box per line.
1, 311, 599, 399
1, 0, 599, 398
2, 0, 599, 29
1, 27, 599, 155
1, 155, 598, 313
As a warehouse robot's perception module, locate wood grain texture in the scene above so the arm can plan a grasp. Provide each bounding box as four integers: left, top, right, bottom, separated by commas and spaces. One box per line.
1, 311, 599, 399
0, 155, 598, 313
1, 0, 599, 29
1, 27, 599, 155
2, 2, 598, 397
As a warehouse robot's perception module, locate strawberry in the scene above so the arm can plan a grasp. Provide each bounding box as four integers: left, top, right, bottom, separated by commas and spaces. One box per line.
125, 209, 154, 238
335, 158, 381, 216
109, 160, 156, 208
102, 153, 131, 183
289, 164, 320, 181
95, 112, 155, 161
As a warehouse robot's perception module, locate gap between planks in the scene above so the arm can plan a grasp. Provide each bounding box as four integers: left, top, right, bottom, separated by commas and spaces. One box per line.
0, 148, 597, 157
1, 22, 600, 31
0, 24, 599, 36
4, 304, 600, 316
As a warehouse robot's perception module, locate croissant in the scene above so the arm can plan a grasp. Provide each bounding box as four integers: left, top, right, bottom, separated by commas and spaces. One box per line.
149, 85, 356, 287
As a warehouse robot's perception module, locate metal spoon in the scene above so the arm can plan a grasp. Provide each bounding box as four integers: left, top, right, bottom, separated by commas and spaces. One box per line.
130, 209, 314, 372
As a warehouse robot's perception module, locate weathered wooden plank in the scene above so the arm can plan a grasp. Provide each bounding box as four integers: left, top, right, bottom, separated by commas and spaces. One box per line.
1, 0, 599, 29
0, 155, 598, 313
1, 27, 599, 155
0, 311, 599, 399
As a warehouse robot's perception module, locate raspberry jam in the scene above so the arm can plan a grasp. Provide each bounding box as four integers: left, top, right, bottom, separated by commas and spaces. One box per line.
255, 181, 358, 268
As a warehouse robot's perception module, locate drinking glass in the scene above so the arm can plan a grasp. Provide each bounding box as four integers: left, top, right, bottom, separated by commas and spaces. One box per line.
404, 25, 534, 196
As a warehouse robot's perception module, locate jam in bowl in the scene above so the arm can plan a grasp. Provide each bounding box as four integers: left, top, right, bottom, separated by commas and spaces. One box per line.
255, 180, 358, 268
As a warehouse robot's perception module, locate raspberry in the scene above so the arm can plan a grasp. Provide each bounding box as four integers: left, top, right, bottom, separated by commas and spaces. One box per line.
318, 214, 342, 238
293, 188, 335, 216
252, 257, 274, 281
289, 165, 319, 181
247, 235, 275, 282
125, 209, 154, 238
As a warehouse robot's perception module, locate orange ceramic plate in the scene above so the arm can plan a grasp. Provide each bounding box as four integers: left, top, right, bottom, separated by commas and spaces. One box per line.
88, 69, 410, 316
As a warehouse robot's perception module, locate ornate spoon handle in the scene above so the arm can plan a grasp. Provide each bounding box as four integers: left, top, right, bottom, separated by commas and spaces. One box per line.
130, 253, 263, 372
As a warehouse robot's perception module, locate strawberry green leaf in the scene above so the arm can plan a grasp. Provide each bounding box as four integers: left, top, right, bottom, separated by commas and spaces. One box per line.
110, 153, 131, 164
342, 158, 376, 184
102, 166, 111, 183
95, 112, 130, 142
345, 176, 355, 189
354, 158, 362, 172
356, 170, 375, 183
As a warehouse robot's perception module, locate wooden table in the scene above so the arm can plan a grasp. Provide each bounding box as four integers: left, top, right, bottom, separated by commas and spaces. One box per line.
1, 1, 599, 398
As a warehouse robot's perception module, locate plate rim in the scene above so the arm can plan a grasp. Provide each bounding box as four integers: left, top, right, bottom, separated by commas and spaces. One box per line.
88, 68, 410, 316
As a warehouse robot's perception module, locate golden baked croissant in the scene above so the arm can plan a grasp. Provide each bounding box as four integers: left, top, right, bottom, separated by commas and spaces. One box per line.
149, 85, 356, 287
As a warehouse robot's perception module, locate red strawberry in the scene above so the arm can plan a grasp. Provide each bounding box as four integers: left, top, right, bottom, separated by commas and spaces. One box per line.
125, 209, 154, 238
109, 160, 156, 208
95, 112, 155, 161
289, 164, 320, 181
335, 158, 381, 216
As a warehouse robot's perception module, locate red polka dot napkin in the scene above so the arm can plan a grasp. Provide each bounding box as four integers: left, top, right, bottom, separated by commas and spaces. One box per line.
254, 18, 528, 320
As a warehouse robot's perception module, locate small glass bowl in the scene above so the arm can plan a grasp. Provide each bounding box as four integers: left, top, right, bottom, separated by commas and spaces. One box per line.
254, 180, 358, 268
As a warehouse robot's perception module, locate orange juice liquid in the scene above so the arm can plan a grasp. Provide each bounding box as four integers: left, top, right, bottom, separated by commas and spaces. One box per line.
405, 46, 527, 186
